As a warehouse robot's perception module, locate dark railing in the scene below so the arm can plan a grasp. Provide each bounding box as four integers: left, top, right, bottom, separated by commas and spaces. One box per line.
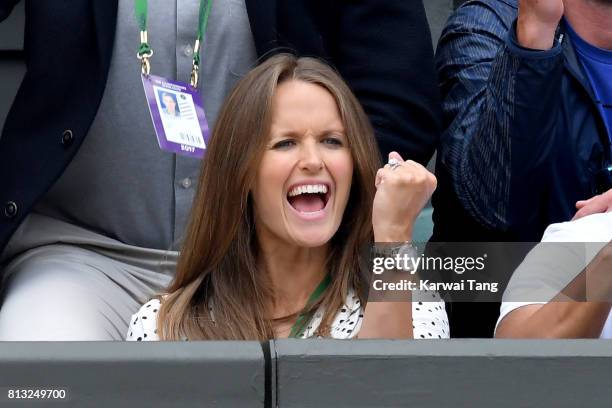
2, 340, 612, 407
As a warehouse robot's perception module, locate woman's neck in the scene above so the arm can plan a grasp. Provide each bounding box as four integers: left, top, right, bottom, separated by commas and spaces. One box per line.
258, 239, 329, 319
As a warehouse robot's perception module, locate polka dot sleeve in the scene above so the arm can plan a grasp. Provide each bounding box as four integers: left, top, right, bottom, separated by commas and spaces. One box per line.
126, 299, 161, 341
329, 291, 362, 339
412, 290, 449, 339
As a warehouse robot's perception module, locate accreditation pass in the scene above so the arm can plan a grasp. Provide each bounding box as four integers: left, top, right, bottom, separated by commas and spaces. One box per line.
142, 74, 210, 158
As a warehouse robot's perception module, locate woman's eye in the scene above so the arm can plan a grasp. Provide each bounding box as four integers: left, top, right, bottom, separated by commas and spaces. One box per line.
323, 136, 344, 147
272, 139, 296, 149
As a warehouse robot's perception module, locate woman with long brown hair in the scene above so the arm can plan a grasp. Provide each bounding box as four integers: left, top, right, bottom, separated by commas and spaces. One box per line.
127, 54, 448, 340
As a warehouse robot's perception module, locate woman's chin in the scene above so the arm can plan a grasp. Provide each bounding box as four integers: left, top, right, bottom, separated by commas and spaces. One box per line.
288, 229, 336, 248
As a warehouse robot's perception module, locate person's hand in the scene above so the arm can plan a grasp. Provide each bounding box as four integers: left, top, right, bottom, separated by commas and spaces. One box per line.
372, 152, 437, 242
517, 0, 564, 50
572, 189, 612, 220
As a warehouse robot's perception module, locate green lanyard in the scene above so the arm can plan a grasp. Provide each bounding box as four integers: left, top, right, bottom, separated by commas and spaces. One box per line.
288, 274, 331, 338
134, 0, 213, 87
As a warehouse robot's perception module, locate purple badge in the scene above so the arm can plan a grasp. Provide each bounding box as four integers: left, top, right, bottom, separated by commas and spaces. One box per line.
141, 74, 210, 158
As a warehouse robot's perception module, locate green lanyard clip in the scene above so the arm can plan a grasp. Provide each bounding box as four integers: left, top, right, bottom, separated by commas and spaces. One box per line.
134, 0, 213, 86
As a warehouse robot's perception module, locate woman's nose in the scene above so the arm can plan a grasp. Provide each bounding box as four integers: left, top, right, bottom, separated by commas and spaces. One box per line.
298, 142, 324, 172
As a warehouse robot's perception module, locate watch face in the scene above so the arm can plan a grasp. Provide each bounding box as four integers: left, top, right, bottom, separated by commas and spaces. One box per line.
372, 244, 419, 272
398, 245, 418, 259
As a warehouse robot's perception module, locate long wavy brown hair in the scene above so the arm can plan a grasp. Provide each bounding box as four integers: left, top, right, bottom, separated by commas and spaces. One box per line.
158, 54, 381, 340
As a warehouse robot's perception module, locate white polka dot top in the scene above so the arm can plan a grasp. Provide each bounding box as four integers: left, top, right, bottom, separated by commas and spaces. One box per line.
126, 290, 449, 341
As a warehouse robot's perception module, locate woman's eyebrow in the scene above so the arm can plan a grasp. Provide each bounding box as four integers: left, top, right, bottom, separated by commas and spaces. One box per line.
317, 128, 346, 137
270, 124, 346, 138
271, 130, 303, 138
321, 127, 345, 133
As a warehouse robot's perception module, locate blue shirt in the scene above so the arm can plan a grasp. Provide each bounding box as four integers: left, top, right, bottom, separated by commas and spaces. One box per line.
566, 21, 612, 142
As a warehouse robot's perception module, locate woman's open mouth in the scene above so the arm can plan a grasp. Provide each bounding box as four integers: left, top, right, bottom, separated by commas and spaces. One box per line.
286, 183, 331, 217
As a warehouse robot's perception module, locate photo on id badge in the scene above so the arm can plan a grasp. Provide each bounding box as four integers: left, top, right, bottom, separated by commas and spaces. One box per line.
142, 74, 209, 158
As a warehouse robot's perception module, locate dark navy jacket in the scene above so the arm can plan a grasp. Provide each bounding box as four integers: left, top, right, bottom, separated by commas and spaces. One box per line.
432, 0, 610, 337
433, 0, 610, 243
0, 0, 441, 252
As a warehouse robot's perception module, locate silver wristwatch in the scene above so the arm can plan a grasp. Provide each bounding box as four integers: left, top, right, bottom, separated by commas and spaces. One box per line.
373, 242, 419, 272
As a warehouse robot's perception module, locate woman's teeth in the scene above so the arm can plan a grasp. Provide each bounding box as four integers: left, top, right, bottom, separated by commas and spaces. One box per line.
287, 184, 328, 197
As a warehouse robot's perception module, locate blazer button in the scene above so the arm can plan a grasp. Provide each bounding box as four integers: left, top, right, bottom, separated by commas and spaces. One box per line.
4, 201, 18, 218
61, 130, 74, 146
